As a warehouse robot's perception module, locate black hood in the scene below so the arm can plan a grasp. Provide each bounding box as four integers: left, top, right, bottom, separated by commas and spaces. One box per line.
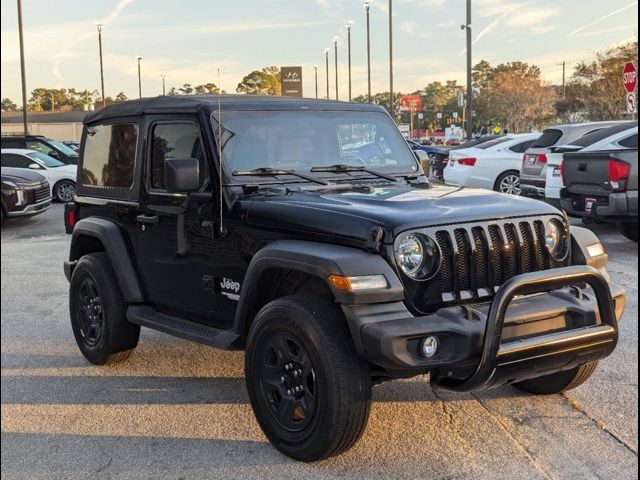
245, 183, 561, 244
1, 167, 46, 183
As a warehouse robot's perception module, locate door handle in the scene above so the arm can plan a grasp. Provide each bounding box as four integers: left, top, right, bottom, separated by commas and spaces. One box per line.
136, 214, 159, 225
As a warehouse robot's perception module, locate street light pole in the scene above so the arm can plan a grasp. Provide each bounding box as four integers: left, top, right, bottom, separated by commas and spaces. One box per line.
160, 74, 166, 96
97, 23, 105, 108
314, 65, 319, 99
17, 0, 28, 135
325, 48, 330, 99
364, 1, 372, 103
463, 0, 473, 140
333, 36, 339, 100
388, 0, 394, 116
136, 56, 142, 98
346, 21, 353, 101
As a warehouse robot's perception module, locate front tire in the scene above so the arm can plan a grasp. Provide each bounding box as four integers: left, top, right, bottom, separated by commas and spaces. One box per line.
245, 295, 371, 462
54, 180, 76, 202
495, 170, 521, 195
69, 252, 140, 365
512, 362, 598, 395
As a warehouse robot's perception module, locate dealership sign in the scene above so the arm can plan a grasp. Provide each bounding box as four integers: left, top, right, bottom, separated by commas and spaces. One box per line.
399, 95, 422, 112
281, 66, 303, 97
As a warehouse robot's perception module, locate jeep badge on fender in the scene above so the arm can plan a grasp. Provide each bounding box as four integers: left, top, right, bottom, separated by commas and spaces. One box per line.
63, 95, 626, 462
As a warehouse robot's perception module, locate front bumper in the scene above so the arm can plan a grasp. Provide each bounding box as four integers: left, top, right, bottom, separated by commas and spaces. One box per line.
6, 199, 51, 218
342, 266, 624, 391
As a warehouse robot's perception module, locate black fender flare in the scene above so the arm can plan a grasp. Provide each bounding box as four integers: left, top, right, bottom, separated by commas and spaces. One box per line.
570, 225, 608, 270
66, 217, 144, 303
233, 240, 404, 336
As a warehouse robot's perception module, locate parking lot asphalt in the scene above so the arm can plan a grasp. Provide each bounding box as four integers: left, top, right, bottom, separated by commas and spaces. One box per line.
1, 204, 638, 480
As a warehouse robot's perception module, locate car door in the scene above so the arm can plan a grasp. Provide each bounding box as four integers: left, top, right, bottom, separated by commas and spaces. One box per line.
136, 116, 242, 327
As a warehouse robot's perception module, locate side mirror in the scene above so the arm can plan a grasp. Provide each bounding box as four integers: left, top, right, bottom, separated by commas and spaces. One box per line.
164, 157, 200, 193
28, 163, 41, 170
414, 149, 429, 162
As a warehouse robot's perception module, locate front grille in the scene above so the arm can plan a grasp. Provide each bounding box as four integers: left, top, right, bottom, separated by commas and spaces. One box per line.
33, 182, 50, 203
432, 219, 552, 301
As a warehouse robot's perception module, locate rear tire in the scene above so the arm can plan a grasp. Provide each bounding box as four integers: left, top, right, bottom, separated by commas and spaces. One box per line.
617, 221, 638, 242
513, 362, 598, 395
245, 295, 371, 461
69, 252, 140, 365
495, 170, 521, 195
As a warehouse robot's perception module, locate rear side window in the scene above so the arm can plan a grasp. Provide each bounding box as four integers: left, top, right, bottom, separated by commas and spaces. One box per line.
570, 124, 634, 147
531, 129, 563, 148
476, 137, 512, 150
509, 139, 536, 153
81, 123, 138, 188
1, 138, 25, 149
150, 122, 207, 190
619, 133, 638, 149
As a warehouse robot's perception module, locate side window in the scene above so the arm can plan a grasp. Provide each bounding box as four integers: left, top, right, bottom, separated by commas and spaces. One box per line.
619, 133, 638, 149
1, 153, 33, 168
81, 123, 138, 188
509, 140, 535, 153
1, 138, 24, 149
150, 122, 208, 190
25, 140, 53, 155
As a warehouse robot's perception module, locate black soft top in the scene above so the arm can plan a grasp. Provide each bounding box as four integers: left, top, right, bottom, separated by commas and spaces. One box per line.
84, 94, 386, 125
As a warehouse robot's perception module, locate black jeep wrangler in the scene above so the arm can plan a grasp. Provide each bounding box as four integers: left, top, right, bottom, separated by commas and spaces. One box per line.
64, 95, 626, 461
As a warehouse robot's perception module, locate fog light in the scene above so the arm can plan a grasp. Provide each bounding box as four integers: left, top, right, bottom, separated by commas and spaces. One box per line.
421, 336, 439, 358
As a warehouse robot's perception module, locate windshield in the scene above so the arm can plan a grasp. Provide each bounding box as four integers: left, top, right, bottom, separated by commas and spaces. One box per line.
45, 138, 78, 157
27, 151, 65, 167
211, 110, 419, 183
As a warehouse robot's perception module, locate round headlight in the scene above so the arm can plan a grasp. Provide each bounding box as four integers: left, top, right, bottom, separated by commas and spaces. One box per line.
395, 233, 441, 279
395, 234, 424, 277
545, 219, 566, 258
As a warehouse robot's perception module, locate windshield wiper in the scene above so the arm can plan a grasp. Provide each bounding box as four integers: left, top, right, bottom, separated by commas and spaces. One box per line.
232, 167, 328, 185
310, 164, 399, 182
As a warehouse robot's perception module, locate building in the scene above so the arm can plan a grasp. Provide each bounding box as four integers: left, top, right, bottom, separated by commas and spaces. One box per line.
1, 110, 89, 141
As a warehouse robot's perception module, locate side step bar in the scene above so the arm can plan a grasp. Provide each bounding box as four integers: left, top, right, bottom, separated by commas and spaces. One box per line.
127, 305, 240, 350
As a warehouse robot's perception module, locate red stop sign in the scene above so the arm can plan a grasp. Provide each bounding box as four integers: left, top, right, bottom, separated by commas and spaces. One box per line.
623, 62, 637, 93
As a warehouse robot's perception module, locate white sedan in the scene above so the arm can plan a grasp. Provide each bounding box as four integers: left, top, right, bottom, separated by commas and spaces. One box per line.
1, 148, 77, 202
444, 133, 539, 195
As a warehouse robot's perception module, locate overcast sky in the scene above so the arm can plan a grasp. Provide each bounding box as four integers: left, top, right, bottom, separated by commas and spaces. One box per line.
1, 0, 638, 104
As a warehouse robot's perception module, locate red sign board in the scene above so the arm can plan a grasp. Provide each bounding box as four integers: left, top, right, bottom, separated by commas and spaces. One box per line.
399, 95, 422, 111
623, 62, 637, 93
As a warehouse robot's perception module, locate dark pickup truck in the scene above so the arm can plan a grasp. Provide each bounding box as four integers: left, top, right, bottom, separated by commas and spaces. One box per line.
560, 149, 638, 241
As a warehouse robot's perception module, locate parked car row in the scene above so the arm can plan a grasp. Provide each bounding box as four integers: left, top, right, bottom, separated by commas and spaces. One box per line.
441, 121, 638, 241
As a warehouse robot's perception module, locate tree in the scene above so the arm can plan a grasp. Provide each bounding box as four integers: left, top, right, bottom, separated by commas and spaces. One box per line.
236, 66, 281, 95
561, 40, 638, 121
194, 82, 220, 94
471, 61, 556, 133
1, 98, 17, 111
178, 84, 194, 95
114, 91, 128, 102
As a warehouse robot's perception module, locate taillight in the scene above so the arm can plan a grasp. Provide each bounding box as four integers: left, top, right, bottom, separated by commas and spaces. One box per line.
67, 209, 76, 227
457, 157, 477, 166
64, 202, 76, 234
537, 154, 548, 164
608, 158, 630, 191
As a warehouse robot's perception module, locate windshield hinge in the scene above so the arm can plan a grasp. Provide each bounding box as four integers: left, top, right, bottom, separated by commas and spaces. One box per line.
365, 226, 384, 252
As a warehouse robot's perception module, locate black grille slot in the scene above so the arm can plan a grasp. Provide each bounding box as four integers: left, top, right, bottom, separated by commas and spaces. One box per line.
34, 183, 50, 202
435, 231, 453, 293
472, 227, 490, 292
488, 224, 504, 287
533, 220, 548, 270
503, 223, 519, 279
519, 222, 535, 273
453, 229, 471, 293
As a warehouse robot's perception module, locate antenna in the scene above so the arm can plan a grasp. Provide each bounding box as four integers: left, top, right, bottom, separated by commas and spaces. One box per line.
217, 68, 225, 236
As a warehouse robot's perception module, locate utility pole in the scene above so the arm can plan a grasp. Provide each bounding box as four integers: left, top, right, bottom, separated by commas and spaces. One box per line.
388, 0, 394, 116
17, 0, 28, 135
160, 74, 166, 96
333, 36, 339, 100
364, 1, 372, 103
136, 56, 142, 98
325, 48, 330, 99
97, 23, 105, 108
561, 61, 566, 99
462, 0, 473, 140
314, 65, 319, 99
346, 21, 353, 101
